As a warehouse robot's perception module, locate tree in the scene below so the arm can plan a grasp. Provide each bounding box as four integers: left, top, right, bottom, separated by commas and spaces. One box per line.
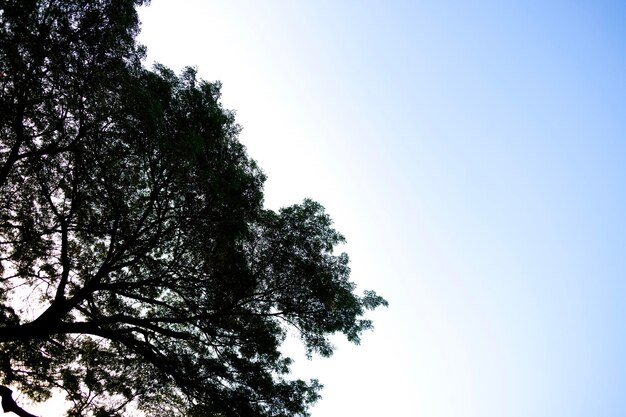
0, 1, 387, 416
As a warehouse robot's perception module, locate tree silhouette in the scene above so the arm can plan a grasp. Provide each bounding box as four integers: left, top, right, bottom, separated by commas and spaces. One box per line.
0, 1, 386, 416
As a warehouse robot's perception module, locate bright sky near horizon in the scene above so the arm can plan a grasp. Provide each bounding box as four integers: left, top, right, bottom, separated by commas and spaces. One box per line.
122, 1, 626, 416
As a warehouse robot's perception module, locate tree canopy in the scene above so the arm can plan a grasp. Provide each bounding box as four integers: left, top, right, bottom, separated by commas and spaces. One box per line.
0, 1, 387, 416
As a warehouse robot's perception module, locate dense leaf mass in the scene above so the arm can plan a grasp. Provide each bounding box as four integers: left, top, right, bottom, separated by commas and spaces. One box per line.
0, 1, 386, 416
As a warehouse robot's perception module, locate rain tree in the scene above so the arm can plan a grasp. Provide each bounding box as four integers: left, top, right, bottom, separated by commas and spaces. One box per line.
0, 0, 386, 416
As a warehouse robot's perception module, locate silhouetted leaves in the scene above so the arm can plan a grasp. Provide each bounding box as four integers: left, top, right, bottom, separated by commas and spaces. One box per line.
0, 1, 386, 416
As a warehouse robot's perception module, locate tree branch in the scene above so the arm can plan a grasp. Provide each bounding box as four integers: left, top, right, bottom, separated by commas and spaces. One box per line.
0, 386, 39, 417
54, 219, 70, 302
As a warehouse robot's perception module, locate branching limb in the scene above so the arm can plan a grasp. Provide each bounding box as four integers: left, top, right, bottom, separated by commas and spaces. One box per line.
0, 386, 38, 417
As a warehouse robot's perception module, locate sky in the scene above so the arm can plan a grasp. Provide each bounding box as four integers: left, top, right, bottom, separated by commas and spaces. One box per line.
110, 1, 626, 416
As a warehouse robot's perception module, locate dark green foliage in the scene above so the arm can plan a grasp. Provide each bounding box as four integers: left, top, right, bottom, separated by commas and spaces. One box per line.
0, 1, 387, 416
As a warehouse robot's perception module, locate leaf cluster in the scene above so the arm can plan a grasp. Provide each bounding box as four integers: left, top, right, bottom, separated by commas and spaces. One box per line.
0, 1, 387, 416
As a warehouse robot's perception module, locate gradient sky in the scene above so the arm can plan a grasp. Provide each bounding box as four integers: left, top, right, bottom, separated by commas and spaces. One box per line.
130, 1, 626, 416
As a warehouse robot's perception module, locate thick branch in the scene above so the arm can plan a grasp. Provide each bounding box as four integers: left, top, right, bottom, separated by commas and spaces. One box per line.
61, 318, 192, 340
0, 386, 38, 417
54, 219, 70, 302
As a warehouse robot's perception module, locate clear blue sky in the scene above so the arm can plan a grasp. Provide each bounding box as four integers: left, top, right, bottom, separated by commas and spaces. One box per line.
135, 1, 626, 416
